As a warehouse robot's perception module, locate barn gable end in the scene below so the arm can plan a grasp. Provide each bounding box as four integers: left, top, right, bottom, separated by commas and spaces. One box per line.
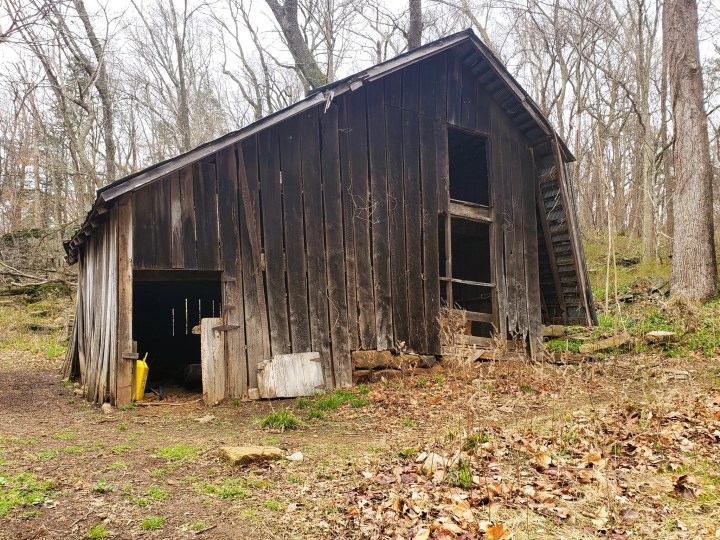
64, 30, 595, 405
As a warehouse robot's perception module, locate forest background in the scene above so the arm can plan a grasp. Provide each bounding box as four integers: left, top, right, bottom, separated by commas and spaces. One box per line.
0, 0, 719, 276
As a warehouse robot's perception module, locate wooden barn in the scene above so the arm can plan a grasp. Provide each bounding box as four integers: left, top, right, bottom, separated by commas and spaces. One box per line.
63, 29, 595, 406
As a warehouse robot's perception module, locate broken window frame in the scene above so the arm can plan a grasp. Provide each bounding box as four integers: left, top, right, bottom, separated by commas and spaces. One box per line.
441, 127, 498, 343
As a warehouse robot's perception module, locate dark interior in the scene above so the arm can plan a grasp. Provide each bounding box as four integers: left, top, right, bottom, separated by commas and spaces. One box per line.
439, 217, 493, 317
448, 127, 490, 206
133, 271, 221, 390
450, 219, 491, 284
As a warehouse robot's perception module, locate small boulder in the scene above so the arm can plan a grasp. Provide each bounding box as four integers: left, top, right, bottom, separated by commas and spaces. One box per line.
646, 330, 678, 344
219, 446, 283, 466
421, 452, 448, 476
287, 451, 304, 462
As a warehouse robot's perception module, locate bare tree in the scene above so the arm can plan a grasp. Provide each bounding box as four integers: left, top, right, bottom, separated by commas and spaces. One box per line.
49, 0, 117, 181
130, 0, 196, 152
0, 0, 50, 44
664, 0, 717, 300
408, 0, 422, 49
265, 0, 327, 88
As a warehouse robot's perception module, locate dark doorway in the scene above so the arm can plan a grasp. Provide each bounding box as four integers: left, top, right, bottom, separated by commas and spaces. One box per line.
133, 271, 222, 391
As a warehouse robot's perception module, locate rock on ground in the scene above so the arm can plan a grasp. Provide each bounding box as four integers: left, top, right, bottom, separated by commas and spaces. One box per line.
219, 446, 283, 466
645, 330, 678, 343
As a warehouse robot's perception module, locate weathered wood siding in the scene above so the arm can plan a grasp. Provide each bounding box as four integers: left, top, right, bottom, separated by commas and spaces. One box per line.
73, 207, 119, 404
127, 48, 545, 396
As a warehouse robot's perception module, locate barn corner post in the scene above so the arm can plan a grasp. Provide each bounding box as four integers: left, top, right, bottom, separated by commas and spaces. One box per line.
115, 195, 134, 406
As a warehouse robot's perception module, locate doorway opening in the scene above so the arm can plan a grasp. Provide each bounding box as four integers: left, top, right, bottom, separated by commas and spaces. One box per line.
133, 270, 222, 398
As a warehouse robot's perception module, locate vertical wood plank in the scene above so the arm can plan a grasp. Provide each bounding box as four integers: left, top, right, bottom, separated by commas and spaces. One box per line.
321, 103, 350, 388
217, 145, 248, 397
367, 81, 393, 351
447, 52, 462, 125
490, 105, 508, 340
501, 129, 518, 335
460, 62, 477, 131
420, 114, 440, 354
402, 62, 420, 111
258, 126, 291, 356
523, 147, 543, 359
116, 197, 133, 406
201, 317, 225, 405
384, 71, 402, 108
152, 178, 171, 268
169, 172, 184, 268
280, 114, 312, 352
338, 97, 360, 351
132, 188, 154, 269
237, 138, 268, 389
347, 88, 377, 350
434, 53, 448, 122
476, 81, 491, 133
106, 210, 118, 404
512, 136, 529, 340
194, 162, 220, 270
418, 58, 436, 117
385, 105, 409, 348
300, 107, 332, 386
179, 166, 198, 269
435, 120, 450, 217
402, 110, 424, 352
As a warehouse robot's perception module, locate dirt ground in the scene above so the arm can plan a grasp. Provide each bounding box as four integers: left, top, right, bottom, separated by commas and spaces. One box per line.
1, 347, 719, 540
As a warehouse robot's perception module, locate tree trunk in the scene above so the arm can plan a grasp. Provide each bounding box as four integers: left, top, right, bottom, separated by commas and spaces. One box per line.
664, 0, 717, 301
73, 0, 116, 182
408, 0, 422, 50
265, 0, 327, 89
169, 1, 191, 152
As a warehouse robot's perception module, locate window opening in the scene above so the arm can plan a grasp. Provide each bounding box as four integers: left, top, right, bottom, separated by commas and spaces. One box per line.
448, 127, 490, 206
439, 215, 495, 339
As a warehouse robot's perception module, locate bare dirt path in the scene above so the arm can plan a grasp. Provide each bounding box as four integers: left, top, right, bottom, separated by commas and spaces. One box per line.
1, 350, 719, 540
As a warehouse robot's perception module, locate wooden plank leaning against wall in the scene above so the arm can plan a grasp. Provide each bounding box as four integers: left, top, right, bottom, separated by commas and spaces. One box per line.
116, 197, 133, 405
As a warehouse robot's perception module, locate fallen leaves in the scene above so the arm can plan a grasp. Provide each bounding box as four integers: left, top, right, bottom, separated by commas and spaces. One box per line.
673, 474, 702, 500
334, 380, 720, 540
331, 362, 720, 539
485, 523, 512, 540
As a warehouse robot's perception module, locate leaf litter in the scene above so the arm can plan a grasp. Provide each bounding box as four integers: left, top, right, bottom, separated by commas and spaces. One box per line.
328, 355, 720, 539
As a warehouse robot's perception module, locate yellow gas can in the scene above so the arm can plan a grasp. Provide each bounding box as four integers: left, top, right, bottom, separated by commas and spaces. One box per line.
135, 353, 149, 401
